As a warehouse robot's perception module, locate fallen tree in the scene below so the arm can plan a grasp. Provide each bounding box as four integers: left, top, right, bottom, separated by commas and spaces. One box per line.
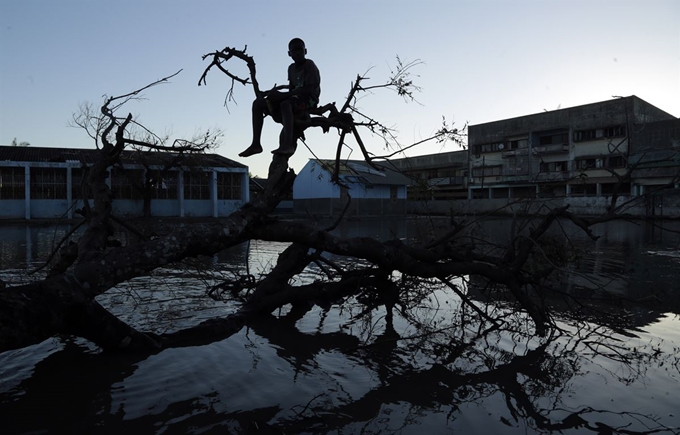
0, 46, 655, 356
3, 45, 680, 435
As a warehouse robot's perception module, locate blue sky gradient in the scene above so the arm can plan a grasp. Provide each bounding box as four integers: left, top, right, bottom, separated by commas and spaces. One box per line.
1, 0, 678, 176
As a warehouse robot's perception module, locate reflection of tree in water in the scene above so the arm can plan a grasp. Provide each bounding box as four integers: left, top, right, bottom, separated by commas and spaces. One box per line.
243, 288, 676, 435
2, 221, 678, 434
1, 291, 676, 434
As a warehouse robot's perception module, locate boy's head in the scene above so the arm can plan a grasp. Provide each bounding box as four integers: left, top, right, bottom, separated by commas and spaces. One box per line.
288, 38, 307, 63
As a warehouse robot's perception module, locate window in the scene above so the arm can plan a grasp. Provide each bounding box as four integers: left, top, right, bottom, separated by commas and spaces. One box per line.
150, 171, 178, 199
31, 168, 67, 199
570, 184, 597, 196
607, 155, 625, 168
184, 171, 211, 200
539, 161, 568, 173
538, 133, 568, 146
576, 156, 625, 170
603, 125, 626, 137
573, 129, 596, 142
505, 157, 529, 175
111, 168, 143, 200
472, 165, 503, 177
574, 125, 626, 142
0, 167, 25, 199
576, 158, 597, 170
71, 168, 94, 200
217, 172, 242, 200
508, 139, 528, 150
473, 143, 504, 155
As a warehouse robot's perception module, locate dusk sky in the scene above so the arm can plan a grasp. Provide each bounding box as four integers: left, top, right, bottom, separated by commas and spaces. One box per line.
1, 0, 678, 177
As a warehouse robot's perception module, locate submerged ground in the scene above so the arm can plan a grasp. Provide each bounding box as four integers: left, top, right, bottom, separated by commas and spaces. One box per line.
1, 218, 679, 434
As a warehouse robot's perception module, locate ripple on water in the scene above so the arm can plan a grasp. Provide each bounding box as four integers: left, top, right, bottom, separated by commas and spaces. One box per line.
0, 338, 64, 396
108, 330, 324, 423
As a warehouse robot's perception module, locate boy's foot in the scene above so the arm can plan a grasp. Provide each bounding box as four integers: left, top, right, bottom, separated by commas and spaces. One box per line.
272, 146, 294, 155
239, 145, 263, 157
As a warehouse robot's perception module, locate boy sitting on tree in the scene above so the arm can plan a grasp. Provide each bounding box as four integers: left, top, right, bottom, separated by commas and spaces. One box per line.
239, 38, 321, 157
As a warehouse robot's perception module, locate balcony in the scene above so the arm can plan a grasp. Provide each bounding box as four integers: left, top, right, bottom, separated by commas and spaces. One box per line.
501, 174, 531, 183
533, 144, 569, 154
502, 148, 529, 158
429, 176, 466, 186
428, 177, 451, 186
535, 171, 569, 182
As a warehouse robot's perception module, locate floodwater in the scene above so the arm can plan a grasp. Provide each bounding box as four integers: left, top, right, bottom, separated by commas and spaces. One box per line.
0, 217, 679, 434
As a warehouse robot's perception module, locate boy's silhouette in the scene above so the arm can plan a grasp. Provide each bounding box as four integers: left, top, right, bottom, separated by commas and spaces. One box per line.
239, 38, 321, 157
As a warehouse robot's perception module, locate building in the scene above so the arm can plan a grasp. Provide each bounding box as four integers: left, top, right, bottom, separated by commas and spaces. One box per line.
467, 95, 677, 201
390, 150, 468, 201
390, 96, 679, 216
0, 146, 249, 220
293, 159, 410, 216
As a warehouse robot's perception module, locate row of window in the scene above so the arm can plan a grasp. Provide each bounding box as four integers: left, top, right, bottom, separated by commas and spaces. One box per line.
539, 161, 568, 173
573, 125, 626, 142
471, 165, 503, 177
575, 155, 626, 170
472, 136, 552, 155
0, 168, 242, 200
472, 125, 628, 155
472, 155, 626, 178
413, 168, 467, 179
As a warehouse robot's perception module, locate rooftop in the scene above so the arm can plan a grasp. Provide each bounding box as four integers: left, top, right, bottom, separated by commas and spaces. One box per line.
0, 146, 246, 169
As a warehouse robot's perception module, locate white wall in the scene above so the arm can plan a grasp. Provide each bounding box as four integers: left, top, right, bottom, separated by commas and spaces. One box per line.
293, 160, 338, 199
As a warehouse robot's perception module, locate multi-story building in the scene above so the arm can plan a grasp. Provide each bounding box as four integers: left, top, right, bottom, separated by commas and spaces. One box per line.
468, 95, 677, 201
389, 96, 679, 216
390, 150, 468, 200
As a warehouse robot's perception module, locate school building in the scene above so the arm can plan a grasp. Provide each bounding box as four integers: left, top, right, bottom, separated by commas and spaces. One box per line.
0, 146, 249, 220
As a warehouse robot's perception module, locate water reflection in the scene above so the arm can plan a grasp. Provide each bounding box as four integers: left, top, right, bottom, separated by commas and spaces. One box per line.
0, 218, 679, 434
1, 308, 677, 434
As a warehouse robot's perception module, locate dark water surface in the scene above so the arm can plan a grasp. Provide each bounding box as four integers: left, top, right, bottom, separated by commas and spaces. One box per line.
0, 218, 679, 434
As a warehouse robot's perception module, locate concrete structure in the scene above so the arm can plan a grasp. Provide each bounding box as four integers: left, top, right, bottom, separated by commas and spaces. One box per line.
293, 159, 410, 216
467, 96, 676, 201
390, 150, 468, 200
0, 146, 249, 220
391, 96, 679, 217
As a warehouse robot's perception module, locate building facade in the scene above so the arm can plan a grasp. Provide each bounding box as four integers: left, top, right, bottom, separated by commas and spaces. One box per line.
390, 151, 469, 201
388, 96, 679, 216
467, 95, 677, 201
0, 146, 249, 220
293, 159, 410, 216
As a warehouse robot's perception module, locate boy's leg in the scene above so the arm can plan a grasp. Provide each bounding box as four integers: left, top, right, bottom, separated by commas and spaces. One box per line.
272, 98, 296, 155
239, 98, 268, 157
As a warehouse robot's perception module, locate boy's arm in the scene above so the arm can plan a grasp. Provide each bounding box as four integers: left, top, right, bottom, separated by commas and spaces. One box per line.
263, 84, 290, 94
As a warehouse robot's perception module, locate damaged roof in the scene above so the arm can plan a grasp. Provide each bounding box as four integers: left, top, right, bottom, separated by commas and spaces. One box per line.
0, 146, 246, 168
313, 159, 412, 186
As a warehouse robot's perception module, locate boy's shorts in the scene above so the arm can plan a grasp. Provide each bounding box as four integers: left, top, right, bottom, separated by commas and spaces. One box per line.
266, 95, 316, 123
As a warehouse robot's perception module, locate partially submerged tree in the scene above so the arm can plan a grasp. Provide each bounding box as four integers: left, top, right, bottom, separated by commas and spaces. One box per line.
71, 79, 224, 217
0, 45, 659, 351
0, 45, 676, 434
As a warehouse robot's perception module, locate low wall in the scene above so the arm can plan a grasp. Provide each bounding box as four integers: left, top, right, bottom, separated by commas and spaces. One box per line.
408, 191, 680, 218
294, 198, 407, 217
